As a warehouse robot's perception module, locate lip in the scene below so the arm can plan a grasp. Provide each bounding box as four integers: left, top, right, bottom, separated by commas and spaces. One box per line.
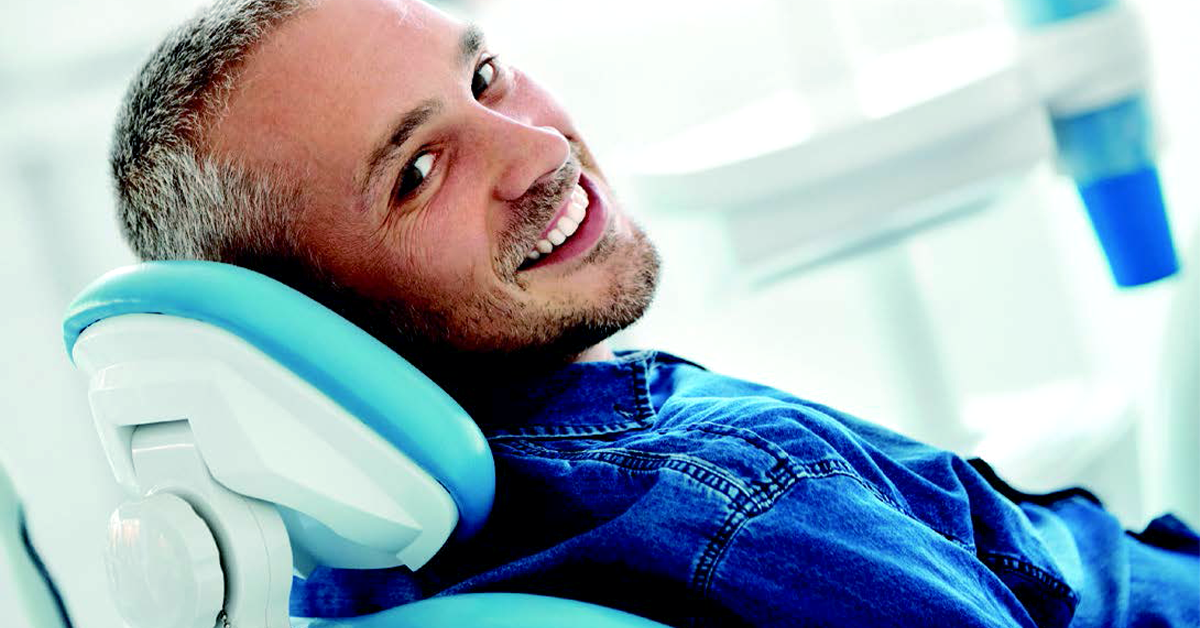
518, 172, 609, 273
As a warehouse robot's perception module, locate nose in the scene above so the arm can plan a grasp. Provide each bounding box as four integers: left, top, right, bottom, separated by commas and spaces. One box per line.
487, 118, 572, 202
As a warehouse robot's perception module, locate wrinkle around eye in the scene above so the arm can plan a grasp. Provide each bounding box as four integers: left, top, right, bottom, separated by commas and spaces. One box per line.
369, 204, 421, 262
374, 189, 413, 236
378, 153, 442, 231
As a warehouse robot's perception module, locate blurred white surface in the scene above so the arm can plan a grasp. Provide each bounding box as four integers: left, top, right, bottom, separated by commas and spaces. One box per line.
1, 0, 1197, 626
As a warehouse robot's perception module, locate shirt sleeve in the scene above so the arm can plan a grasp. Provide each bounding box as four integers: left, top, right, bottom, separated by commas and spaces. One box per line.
699, 470, 1039, 628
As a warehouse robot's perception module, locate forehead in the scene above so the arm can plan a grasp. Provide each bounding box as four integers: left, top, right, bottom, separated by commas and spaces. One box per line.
208, 0, 460, 201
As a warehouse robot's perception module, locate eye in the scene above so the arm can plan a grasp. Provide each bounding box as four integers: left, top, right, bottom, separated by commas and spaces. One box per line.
472, 57, 498, 100
395, 152, 435, 201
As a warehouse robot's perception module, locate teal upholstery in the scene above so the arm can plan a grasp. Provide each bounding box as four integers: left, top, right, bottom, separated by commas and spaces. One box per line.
62, 261, 494, 540
299, 594, 670, 628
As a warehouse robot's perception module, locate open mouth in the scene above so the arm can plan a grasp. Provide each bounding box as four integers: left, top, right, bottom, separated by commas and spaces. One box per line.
517, 174, 607, 272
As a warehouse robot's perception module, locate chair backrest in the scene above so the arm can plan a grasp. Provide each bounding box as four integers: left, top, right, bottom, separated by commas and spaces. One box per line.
64, 262, 494, 627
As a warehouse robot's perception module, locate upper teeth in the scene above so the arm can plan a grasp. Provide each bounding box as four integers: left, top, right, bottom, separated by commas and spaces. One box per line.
526, 184, 589, 262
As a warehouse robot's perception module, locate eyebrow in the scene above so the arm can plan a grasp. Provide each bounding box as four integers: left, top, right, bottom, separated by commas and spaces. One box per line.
459, 23, 485, 68
359, 24, 488, 200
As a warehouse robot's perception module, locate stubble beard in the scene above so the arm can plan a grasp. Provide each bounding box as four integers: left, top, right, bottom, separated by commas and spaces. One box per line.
402, 218, 660, 379
333, 176, 661, 387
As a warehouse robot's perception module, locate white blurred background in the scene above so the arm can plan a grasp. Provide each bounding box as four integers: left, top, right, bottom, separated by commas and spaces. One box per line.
1, 0, 1196, 626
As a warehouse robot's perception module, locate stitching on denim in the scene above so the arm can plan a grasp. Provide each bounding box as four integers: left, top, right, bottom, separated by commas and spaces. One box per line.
487, 417, 652, 440
800, 462, 974, 552
493, 439, 748, 501
673, 422, 792, 512
690, 458, 801, 597
662, 423, 974, 547
629, 352, 656, 423
483, 352, 659, 440
684, 422, 790, 463
689, 509, 750, 624
689, 456, 945, 597
671, 420, 970, 548
979, 551, 1079, 603
793, 458, 912, 518
496, 436, 981, 625
688, 456, 978, 607
493, 422, 805, 516
797, 457, 975, 550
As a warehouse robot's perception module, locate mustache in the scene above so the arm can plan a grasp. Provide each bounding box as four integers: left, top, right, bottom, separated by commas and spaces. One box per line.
497, 149, 583, 275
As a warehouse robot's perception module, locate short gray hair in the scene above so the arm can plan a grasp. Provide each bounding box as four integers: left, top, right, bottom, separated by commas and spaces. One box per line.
110, 0, 312, 269
108, 0, 431, 359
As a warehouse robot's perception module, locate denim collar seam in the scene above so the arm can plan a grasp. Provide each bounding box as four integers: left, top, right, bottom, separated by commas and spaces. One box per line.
628, 351, 657, 424
480, 352, 658, 439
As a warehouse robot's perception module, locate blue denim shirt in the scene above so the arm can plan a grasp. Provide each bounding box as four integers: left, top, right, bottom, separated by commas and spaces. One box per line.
292, 351, 1199, 626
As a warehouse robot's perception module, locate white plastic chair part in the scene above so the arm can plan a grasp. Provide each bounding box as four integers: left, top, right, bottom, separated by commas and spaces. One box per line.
1018, 4, 1151, 117
106, 492, 224, 628
276, 506, 417, 578
117, 421, 292, 628
72, 314, 458, 573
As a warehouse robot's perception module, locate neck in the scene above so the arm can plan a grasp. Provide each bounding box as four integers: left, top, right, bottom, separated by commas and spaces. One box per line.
573, 342, 614, 363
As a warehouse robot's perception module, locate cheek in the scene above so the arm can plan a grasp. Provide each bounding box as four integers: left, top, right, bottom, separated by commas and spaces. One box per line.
412, 193, 496, 284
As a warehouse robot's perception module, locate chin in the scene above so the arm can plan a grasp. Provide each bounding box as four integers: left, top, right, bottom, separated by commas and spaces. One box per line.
490, 222, 659, 365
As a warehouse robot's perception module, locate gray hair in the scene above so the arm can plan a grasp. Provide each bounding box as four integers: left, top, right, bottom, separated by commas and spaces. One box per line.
110, 0, 313, 270
109, 0, 430, 360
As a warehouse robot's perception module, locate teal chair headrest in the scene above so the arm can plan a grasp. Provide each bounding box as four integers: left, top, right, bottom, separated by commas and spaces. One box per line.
62, 261, 495, 540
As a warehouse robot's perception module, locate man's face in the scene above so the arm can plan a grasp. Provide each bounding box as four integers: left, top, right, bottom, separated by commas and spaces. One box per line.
209, 0, 658, 366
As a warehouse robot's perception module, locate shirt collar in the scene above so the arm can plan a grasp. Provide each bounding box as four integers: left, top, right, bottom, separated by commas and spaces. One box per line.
453, 349, 660, 439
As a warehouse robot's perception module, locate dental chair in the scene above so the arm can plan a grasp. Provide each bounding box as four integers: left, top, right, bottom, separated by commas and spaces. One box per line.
53, 261, 668, 628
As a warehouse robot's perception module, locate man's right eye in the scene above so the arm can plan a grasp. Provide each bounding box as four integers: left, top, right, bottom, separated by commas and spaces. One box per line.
395, 152, 435, 201
472, 57, 499, 100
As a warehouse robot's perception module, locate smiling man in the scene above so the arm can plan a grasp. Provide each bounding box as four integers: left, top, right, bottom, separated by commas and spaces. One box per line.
118, 0, 658, 381
203, 0, 659, 373
111, 0, 1199, 626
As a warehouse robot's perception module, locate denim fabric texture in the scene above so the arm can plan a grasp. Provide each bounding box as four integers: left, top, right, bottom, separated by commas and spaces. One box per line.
290, 350, 1200, 626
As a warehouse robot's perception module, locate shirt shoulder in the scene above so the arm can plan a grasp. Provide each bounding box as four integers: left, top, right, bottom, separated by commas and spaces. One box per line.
496, 354, 931, 538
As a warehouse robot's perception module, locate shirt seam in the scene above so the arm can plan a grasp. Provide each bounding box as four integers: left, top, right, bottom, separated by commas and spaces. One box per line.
677, 421, 975, 549
495, 437, 975, 597
494, 437, 975, 549
689, 458, 801, 597
660, 411, 973, 550
480, 353, 658, 440
486, 418, 652, 440
689, 457, 975, 598
978, 551, 1080, 603
493, 439, 753, 501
